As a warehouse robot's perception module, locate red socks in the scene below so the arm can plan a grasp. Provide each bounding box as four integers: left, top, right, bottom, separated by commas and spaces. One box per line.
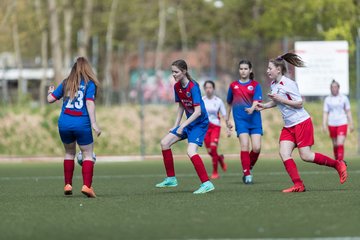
313, 153, 337, 168
250, 151, 260, 170
240, 151, 251, 176
190, 154, 209, 183
209, 145, 219, 172
337, 145, 344, 161
333, 146, 338, 160
64, 159, 74, 185
162, 149, 175, 177
82, 160, 94, 188
283, 159, 303, 185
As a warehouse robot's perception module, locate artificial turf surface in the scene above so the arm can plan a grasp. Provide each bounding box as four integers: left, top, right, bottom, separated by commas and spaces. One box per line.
0, 157, 360, 240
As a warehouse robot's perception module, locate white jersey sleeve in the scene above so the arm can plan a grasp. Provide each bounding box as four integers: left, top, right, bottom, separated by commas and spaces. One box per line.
344, 95, 351, 110
271, 76, 310, 127
323, 96, 330, 112
219, 98, 226, 117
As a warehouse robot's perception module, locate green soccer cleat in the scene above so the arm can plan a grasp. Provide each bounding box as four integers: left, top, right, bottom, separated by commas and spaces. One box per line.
242, 175, 253, 184
193, 181, 215, 194
155, 177, 178, 188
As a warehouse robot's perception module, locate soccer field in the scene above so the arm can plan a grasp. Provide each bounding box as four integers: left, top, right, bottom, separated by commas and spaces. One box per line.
1, 157, 360, 240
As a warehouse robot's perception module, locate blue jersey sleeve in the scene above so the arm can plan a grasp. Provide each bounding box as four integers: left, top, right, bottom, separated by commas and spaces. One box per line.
85, 81, 96, 101
253, 84, 262, 101
174, 86, 180, 102
191, 84, 201, 106
52, 82, 64, 100
226, 87, 233, 104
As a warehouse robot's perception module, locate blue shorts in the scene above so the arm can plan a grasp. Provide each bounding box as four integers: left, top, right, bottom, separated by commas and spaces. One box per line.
58, 114, 93, 145
170, 122, 208, 147
235, 121, 263, 137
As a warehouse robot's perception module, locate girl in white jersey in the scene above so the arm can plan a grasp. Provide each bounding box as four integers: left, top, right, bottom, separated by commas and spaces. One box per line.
256, 53, 347, 193
323, 80, 354, 161
202, 80, 227, 179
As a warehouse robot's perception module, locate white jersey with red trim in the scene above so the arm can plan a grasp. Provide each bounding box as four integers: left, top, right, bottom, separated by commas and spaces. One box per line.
270, 76, 310, 127
323, 94, 350, 126
202, 95, 226, 126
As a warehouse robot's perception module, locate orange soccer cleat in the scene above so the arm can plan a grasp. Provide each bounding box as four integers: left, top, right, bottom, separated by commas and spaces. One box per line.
64, 184, 73, 196
210, 172, 219, 179
335, 160, 348, 184
282, 183, 306, 193
81, 185, 96, 198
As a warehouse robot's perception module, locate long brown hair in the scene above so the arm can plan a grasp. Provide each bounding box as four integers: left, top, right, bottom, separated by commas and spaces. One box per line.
171, 59, 193, 81
63, 57, 100, 99
239, 59, 254, 80
270, 52, 305, 75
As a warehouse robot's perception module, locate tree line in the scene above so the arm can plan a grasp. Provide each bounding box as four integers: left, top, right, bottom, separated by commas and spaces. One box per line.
0, 0, 359, 105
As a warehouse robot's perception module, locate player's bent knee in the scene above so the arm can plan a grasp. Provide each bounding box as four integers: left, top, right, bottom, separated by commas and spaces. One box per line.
252, 146, 261, 153
160, 139, 170, 150
82, 152, 94, 161
299, 153, 312, 162
187, 149, 197, 158
279, 151, 291, 161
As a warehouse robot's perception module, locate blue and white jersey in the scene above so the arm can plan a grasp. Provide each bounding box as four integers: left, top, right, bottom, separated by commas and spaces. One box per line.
51, 79, 96, 117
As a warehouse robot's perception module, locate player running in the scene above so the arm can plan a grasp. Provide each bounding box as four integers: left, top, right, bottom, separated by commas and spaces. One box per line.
47, 57, 101, 198
322, 80, 354, 161
256, 53, 347, 193
226, 60, 263, 184
156, 59, 215, 194
202, 80, 227, 179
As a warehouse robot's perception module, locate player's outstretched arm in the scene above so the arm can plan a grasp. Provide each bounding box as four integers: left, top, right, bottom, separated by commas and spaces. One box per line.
47, 86, 57, 103
256, 100, 276, 111
86, 100, 101, 137
245, 100, 260, 114
268, 93, 302, 109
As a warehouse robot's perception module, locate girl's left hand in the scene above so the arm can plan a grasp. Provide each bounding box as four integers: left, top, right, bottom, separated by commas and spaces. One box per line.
176, 126, 183, 136
48, 86, 55, 94
349, 124, 354, 133
244, 107, 254, 114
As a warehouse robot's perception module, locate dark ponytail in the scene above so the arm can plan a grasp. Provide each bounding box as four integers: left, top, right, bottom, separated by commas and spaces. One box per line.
270, 52, 305, 75
238, 59, 254, 80
171, 59, 193, 81
331, 79, 340, 88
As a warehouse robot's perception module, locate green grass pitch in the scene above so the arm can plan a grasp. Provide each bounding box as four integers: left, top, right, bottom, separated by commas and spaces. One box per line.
1, 157, 360, 240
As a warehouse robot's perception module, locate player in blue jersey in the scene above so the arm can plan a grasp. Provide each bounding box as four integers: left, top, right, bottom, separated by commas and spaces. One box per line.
155, 59, 215, 194
226, 60, 263, 184
47, 57, 101, 198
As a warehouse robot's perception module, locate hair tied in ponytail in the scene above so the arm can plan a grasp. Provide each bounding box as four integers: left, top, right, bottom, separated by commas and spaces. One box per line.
276, 55, 283, 61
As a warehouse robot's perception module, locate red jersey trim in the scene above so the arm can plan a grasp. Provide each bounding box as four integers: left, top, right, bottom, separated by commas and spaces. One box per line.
51, 93, 58, 100
64, 109, 83, 116
286, 93, 292, 100
193, 103, 200, 106
86, 98, 95, 102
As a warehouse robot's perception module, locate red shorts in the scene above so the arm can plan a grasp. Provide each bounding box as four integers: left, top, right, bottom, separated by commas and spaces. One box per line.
204, 123, 221, 147
279, 118, 314, 148
328, 124, 347, 138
